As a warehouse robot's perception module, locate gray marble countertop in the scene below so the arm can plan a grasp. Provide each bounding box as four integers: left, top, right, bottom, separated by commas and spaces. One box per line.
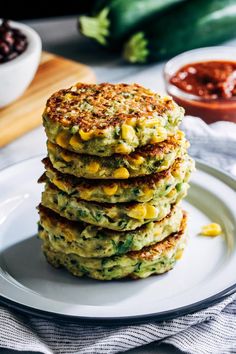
1, 15, 236, 354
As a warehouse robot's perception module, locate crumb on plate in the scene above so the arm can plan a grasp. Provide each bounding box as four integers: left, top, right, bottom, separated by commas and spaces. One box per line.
200, 223, 222, 237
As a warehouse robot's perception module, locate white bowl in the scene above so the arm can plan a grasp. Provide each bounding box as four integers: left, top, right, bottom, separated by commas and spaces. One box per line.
0, 20, 42, 108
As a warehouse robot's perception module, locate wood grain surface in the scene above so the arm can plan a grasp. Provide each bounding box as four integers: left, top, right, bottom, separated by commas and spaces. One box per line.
0, 51, 96, 147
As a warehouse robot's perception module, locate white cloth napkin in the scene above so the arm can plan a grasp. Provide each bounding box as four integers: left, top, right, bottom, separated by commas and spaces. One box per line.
181, 116, 236, 176
0, 117, 236, 354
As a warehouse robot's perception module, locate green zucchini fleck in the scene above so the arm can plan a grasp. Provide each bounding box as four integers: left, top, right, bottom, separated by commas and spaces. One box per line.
116, 234, 134, 255
176, 183, 182, 192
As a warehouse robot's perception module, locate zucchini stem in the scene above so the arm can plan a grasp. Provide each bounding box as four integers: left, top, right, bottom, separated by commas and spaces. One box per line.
123, 32, 149, 63
79, 8, 110, 46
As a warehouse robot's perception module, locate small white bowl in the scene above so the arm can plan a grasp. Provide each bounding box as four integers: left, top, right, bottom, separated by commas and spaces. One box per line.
0, 20, 42, 108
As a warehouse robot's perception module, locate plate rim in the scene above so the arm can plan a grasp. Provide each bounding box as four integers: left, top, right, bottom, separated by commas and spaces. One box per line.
0, 285, 235, 325
0, 155, 235, 324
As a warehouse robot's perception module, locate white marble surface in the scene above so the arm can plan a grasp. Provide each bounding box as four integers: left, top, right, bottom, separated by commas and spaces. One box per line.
1, 16, 236, 354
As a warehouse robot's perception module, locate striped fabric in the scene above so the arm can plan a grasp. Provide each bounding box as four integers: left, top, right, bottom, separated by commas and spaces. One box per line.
0, 117, 236, 354
0, 294, 236, 354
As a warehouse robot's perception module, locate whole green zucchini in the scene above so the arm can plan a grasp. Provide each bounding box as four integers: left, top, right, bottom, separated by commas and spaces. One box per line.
79, 0, 185, 46
124, 0, 236, 63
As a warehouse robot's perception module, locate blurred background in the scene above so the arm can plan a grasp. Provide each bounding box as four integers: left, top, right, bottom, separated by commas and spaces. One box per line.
2, 2, 95, 19
1, 0, 236, 155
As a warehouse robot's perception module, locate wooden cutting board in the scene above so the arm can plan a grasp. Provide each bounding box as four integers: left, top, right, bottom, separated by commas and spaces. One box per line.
0, 51, 96, 147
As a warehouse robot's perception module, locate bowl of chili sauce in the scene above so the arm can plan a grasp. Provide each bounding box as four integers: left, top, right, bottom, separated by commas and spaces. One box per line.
164, 47, 236, 123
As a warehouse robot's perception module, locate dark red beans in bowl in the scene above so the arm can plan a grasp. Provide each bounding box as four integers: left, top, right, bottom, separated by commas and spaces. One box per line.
0, 19, 28, 64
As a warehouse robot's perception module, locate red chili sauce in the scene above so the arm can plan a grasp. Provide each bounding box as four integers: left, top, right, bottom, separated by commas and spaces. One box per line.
169, 61, 236, 123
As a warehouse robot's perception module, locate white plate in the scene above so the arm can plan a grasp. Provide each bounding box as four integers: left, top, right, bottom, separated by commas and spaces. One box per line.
0, 156, 235, 324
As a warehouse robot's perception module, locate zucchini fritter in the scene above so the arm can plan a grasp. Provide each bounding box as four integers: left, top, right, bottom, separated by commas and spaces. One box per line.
47, 131, 188, 179
41, 212, 187, 280
38, 204, 183, 258
41, 181, 188, 231
43, 83, 184, 157
40, 155, 194, 203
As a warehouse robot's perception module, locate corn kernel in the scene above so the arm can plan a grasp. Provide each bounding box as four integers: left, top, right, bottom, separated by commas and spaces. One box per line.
200, 223, 222, 237
52, 178, 66, 191
107, 207, 118, 219
130, 155, 145, 166
137, 117, 146, 126
144, 119, 161, 128
150, 128, 167, 144
175, 248, 184, 260
113, 167, 130, 179
115, 143, 131, 154
126, 118, 136, 127
55, 132, 68, 148
142, 186, 153, 200
61, 152, 74, 162
121, 124, 136, 142
172, 167, 181, 178
69, 135, 83, 149
166, 188, 177, 198
177, 130, 185, 139
79, 129, 94, 141
145, 204, 158, 219
172, 171, 181, 179
150, 136, 163, 144
103, 184, 118, 196
86, 162, 100, 174
80, 190, 92, 199
128, 204, 146, 219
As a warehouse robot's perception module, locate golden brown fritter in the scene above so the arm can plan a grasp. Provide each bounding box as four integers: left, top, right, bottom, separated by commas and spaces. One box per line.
40, 212, 187, 280
38, 204, 184, 258
44, 83, 181, 129
39, 155, 194, 203
46, 132, 188, 179
43, 83, 184, 156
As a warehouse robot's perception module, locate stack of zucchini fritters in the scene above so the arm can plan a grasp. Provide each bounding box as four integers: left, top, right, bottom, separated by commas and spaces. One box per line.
38, 83, 194, 280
